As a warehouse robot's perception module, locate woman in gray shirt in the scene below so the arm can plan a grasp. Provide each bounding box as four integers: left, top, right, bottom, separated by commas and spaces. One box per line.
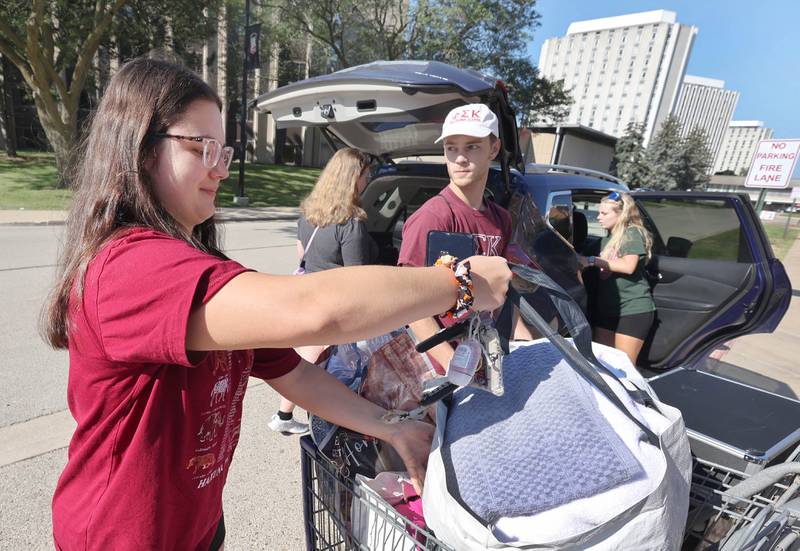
269, 148, 378, 434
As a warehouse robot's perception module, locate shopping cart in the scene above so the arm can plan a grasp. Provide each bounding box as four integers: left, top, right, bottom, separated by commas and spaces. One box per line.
300, 436, 454, 551
303, 434, 800, 551
685, 456, 800, 550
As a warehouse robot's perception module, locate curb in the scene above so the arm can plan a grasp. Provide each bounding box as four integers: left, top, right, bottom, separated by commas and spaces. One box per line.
0, 220, 68, 227
0, 209, 301, 227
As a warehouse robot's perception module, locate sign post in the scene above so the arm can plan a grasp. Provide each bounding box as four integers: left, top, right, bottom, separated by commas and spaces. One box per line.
785, 187, 800, 239
745, 139, 800, 214
234, 0, 256, 206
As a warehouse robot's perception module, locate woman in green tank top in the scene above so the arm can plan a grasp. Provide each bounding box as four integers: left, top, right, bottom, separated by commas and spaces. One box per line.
577, 192, 655, 366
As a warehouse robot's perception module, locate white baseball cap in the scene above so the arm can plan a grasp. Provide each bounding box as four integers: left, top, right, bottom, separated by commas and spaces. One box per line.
435, 103, 499, 143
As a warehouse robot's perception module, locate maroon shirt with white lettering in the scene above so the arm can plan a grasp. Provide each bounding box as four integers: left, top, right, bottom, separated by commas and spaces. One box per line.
52, 228, 299, 551
398, 185, 512, 373
398, 185, 511, 268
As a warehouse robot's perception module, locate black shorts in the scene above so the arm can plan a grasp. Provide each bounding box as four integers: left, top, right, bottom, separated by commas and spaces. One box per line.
594, 311, 654, 340
208, 513, 225, 551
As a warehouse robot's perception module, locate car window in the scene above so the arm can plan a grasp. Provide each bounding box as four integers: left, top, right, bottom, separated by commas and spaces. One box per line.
546, 192, 573, 243
635, 197, 753, 262
574, 196, 605, 238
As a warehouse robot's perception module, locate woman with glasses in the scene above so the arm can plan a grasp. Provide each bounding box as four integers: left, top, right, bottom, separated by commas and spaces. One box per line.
42, 58, 511, 551
268, 147, 379, 435
577, 191, 655, 366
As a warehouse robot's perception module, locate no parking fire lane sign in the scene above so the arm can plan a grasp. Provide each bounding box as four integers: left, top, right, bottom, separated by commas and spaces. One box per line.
745, 139, 800, 189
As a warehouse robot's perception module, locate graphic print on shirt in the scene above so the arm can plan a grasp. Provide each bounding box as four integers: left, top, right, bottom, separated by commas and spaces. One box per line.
209, 376, 230, 406
212, 350, 233, 377
188, 349, 254, 490
472, 233, 503, 256
186, 453, 216, 473
197, 411, 225, 443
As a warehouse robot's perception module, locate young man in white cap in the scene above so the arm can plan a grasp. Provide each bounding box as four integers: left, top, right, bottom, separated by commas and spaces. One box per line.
398, 103, 532, 372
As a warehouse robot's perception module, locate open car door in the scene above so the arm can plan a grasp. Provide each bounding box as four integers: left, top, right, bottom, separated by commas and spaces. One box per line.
633, 192, 791, 371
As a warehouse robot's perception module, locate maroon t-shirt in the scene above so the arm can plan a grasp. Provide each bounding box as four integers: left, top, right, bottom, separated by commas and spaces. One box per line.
52, 228, 299, 551
397, 185, 512, 268
397, 186, 512, 371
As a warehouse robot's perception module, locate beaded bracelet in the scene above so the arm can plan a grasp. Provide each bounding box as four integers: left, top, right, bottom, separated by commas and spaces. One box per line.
435, 255, 474, 319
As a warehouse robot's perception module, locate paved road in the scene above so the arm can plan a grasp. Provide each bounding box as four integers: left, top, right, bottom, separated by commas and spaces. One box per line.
0, 221, 309, 550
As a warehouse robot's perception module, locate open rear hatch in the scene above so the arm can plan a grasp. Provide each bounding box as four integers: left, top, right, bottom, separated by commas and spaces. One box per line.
254, 60, 523, 170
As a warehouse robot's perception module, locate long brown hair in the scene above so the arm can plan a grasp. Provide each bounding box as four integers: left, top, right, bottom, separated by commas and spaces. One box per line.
300, 148, 370, 226
600, 192, 653, 261
42, 58, 224, 349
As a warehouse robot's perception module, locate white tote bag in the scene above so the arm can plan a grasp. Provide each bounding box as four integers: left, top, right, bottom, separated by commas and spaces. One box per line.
422, 265, 692, 550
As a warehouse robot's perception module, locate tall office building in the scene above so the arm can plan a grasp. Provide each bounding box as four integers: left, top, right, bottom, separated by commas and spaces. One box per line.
673, 75, 739, 173
714, 121, 774, 175
538, 10, 697, 145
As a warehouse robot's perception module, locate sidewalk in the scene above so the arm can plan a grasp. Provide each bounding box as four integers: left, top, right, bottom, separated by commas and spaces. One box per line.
701, 237, 800, 399
0, 206, 300, 225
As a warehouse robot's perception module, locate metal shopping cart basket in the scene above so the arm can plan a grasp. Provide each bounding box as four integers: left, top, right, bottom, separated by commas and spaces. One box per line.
685, 456, 800, 550
300, 436, 454, 551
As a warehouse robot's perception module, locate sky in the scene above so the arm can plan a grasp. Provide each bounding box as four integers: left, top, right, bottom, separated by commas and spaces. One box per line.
526, 0, 800, 141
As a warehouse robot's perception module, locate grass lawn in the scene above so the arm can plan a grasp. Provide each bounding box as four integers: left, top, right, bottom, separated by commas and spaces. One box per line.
677, 224, 798, 261
3, 152, 798, 261
0, 151, 68, 210
217, 164, 320, 207
0, 151, 320, 210
763, 222, 800, 260
686, 228, 741, 261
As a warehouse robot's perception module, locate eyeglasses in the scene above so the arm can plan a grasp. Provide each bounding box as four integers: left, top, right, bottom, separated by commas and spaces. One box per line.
155, 133, 234, 170
606, 191, 621, 201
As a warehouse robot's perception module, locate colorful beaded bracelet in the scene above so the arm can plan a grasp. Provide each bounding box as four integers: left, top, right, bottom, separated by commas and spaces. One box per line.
435, 255, 474, 319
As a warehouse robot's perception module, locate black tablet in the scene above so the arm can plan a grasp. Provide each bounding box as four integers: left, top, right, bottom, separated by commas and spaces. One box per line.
425, 231, 477, 266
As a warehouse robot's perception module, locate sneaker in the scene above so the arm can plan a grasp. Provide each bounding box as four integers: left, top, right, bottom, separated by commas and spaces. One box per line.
268, 414, 309, 436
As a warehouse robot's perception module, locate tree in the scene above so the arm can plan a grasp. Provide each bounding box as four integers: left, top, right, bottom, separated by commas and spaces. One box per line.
493, 57, 570, 127
0, 0, 221, 182
678, 126, 713, 190
645, 115, 684, 190
611, 122, 648, 189
1, 53, 19, 157
0, 1, 128, 179
268, 0, 571, 125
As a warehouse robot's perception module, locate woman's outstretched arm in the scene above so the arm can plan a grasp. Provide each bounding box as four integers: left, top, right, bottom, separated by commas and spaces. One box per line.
186, 255, 511, 351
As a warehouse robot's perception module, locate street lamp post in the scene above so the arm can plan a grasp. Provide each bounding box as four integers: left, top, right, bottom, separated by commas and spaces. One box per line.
234, 0, 251, 206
